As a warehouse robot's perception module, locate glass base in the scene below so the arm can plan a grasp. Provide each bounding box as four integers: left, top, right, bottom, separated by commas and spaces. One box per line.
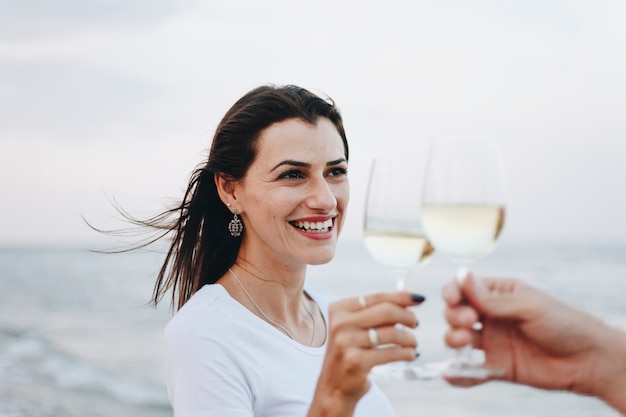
441, 361, 505, 380
370, 361, 441, 381
442, 344, 506, 380
371, 360, 505, 382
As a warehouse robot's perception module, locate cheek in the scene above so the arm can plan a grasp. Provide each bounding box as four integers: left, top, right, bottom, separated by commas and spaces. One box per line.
250, 189, 300, 218
337, 182, 350, 207
335, 184, 350, 231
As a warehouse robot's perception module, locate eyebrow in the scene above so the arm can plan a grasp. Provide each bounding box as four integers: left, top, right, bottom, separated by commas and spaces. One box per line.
270, 158, 348, 172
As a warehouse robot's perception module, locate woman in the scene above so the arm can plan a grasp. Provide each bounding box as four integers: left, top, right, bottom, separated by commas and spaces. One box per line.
137, 85, 424, 416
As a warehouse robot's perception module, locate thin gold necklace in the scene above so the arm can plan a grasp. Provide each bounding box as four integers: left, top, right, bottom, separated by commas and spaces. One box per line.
228, 267, 317, 346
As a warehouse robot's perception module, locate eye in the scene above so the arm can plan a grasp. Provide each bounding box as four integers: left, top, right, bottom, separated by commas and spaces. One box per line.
279, 170, 304, 180
328, 167, 348, 177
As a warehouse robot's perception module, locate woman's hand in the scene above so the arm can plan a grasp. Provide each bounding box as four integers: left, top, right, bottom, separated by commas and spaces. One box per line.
307, 292, 424, 417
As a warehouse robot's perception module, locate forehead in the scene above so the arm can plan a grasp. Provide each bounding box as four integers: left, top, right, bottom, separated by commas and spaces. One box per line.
254, 118, 345, 165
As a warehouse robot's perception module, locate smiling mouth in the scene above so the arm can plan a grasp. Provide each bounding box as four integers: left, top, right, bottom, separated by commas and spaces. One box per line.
290, 218, 334, 233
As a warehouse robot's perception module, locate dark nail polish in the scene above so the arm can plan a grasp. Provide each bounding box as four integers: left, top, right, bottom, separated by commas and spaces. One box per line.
415, 350, 421, 359
411, 294, 426, 303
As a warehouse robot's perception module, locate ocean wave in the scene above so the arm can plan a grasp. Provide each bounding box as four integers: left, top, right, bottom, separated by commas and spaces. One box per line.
0, 327, 169, 408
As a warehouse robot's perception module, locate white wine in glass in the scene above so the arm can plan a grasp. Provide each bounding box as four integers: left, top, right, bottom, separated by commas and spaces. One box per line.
363, 228, 434, 290
363, 156, 434, 379
364, 157, 434, 290
421, 135, 506, 380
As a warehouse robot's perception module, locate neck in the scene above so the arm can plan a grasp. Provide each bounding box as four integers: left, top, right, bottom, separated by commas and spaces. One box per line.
225, 264, 324, 346
236, 254, 307, 288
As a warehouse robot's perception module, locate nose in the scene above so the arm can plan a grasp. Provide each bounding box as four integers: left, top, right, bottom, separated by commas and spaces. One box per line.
307, 176, 337, 211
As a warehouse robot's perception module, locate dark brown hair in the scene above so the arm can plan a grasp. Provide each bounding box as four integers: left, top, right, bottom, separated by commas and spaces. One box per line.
138, 85, 347, 310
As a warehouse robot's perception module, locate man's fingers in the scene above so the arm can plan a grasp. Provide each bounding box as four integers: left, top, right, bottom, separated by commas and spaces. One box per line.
444, 328, 473, 348
445, 305, 480, 328
442, 279, 463, 306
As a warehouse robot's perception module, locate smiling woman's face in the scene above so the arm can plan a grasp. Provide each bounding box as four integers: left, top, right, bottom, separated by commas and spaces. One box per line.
233, 117, 349, 268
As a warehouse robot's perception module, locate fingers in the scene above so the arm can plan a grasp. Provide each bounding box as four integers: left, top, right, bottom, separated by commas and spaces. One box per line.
364, 324, 417, 349
316, 291, 426, 403
363, 325, 419, 363
442, 275, 493, 351
445, 304, 479, 329
367, 344, 419, 363
330, 293, 421, 344
359, 301, 420, 329
443, 278, 481, 349
327, 291, 424, 366
442, 277, 464, 309
443, 274, 533, 324
346, 292, 426, 312
462, 275, 537, 320
331, 292, 424, 330
444, 327, 482, 350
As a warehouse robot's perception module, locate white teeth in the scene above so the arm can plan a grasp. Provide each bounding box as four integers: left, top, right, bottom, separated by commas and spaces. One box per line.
293, 219, 333, 233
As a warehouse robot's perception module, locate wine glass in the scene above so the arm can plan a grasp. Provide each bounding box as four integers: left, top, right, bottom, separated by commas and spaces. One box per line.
363, 156, 435, 379
421, 134, 506, 380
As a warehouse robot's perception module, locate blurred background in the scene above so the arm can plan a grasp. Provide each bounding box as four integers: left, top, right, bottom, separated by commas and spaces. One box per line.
1, 1, 625, 416
1, 0, 625, 247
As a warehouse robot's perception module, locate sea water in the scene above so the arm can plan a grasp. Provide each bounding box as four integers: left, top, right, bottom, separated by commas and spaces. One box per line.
1, 241, 624, 417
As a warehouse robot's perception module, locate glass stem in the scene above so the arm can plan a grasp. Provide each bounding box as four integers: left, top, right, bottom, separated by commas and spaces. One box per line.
392, 269, 408, 291
456, 265, 473, 365
391, 268, 413, 376
456, 266, 470, 283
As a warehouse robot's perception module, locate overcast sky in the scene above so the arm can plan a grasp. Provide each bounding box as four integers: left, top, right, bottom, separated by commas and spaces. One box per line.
1, 0, 625, 247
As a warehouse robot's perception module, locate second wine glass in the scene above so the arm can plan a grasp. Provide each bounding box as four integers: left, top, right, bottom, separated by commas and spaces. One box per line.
421, 134, 506, 380
363, 156, 434, 380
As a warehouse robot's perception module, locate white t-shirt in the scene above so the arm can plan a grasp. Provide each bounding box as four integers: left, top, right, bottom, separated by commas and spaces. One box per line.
165, 283, 396, 417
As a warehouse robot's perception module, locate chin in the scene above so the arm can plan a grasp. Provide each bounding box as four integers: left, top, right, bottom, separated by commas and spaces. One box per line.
306, 246, 337, 266
308, 256, 335, 266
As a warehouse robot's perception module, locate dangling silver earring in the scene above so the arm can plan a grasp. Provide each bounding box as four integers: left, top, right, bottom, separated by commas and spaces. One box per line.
228, 208, 244, 237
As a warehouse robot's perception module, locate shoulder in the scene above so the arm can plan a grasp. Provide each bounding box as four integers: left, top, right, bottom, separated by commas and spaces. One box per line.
164, 284, 237, 343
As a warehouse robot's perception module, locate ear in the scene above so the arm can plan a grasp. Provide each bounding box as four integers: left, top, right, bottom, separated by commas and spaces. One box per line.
214, 173, 241, 212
